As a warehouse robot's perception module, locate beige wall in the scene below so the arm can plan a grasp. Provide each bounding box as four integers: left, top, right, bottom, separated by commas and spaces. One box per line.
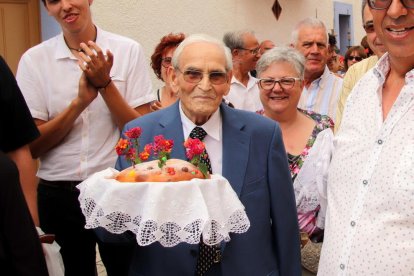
91, 0, 364, 87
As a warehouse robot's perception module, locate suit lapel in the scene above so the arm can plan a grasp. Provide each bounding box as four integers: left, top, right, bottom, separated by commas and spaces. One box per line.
158, 102, 187, 160
221, 104, 250, 197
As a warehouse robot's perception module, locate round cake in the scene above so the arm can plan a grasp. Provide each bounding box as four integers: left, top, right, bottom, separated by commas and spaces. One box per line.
115, 159, 206, 182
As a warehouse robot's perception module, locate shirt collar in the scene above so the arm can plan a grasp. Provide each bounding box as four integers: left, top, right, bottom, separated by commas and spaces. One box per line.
310, 66, 331, 89
179, 101, 222, 142
55, 26, 108, 60
231, 73, 258, 89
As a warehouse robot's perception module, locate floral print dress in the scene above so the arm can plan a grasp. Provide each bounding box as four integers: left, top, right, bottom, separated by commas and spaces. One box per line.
288, 109, 333, 235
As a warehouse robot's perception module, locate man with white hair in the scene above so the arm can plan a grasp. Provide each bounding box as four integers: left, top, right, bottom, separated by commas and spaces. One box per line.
101, 33, 301, 276
291, 18, 343, 123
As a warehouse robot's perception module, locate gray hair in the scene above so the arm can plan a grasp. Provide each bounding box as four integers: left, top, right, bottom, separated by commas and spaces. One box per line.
223, 30, 255, 50
256, 47, 305, 79
291, 18, 328, 46
172, 33, 233, 71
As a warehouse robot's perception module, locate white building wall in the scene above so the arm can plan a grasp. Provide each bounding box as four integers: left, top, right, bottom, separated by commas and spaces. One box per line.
90, 0, 364, 87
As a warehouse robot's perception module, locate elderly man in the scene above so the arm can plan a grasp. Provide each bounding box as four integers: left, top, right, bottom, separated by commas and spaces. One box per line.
223, 30, 262, 112
16, 0, 154, 275
112, 34, 301, 276
335, 0, 387, 132
319, 0, 414, 275
291, 18, 343, 122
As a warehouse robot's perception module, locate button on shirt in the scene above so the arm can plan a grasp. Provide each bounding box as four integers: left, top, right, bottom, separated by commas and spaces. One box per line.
224, 74, 262, 112
16, 27, 154, 181
318, 53, 414, 275
298, 66, 342, 122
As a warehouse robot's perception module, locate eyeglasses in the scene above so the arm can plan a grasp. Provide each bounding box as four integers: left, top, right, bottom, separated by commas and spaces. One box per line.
238, 47, 260, 55
363, 21, 375, 33
258, 77, 301, 90
348, 56, 363, 61
368, 0, 414, 10
176, 68, 228, 85
161, 57, 172, 68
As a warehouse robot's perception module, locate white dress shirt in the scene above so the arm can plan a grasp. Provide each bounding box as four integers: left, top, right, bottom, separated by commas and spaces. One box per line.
17, 27, 155, 181
224, 74, 262, 112
318, 53, 414, 275
179, 102, 223, 175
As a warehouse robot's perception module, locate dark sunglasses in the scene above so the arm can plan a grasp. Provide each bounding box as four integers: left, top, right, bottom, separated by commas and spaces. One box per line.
363, 22, 375, 34
348, 56, 363, 61
368, 0, 414, 10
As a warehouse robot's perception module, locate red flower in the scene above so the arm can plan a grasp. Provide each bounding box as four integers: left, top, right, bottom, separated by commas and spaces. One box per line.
139, 151, 150, 161
125, 127, 142, 139
153, 135, 174, 154
184, 138, 205, 160
115, 139, 130, 155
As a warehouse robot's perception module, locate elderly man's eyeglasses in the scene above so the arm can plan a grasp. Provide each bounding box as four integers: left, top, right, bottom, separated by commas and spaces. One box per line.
161, 57, 172, 68
368, 0, 414, 10
238, 47, 260, 55
177, 68, 228, 85
363, 22, 375, 33
258, 77, 301, 90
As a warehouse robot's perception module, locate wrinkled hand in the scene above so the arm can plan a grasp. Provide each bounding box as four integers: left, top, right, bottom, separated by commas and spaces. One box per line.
77, 73, 98, 108
78, 41, 113, 88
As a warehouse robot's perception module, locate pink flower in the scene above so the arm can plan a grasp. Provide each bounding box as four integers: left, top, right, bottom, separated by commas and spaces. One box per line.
125, 127, 142, 139
184, 138, 205, 160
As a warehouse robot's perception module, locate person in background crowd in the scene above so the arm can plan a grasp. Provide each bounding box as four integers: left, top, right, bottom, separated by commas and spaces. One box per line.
327, 34, 341, 74
319, 0, 414, 274
16, 0, 154, 275
360, 35, 374, 57
0, 55, 48, 276
259, 39, 275, 55
149, 33, 185, 111
342, 46, 367, 73
223, 30, 263, 112
291, 18, 343, 123
256, 47, 333, 275
335, 0, 387, 132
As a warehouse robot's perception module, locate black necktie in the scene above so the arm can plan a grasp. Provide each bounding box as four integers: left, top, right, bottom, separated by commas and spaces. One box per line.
190, 127, 219, 275
189, 127, 212, 174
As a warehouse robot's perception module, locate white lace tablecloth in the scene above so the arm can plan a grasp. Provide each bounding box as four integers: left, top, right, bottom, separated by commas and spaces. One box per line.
77, 168, 250, 247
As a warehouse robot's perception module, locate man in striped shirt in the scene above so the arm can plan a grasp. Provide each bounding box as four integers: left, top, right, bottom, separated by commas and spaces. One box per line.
291, 18, 343, 123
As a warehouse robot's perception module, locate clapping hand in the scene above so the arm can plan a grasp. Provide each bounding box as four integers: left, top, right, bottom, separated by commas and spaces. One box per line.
78, 41, 113, 89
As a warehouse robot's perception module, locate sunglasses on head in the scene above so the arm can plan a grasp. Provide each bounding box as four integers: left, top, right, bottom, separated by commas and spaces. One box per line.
348, 56, 363, 61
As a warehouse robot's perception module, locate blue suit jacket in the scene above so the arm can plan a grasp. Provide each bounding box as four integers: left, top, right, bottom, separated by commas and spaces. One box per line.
109, 102, 301, 276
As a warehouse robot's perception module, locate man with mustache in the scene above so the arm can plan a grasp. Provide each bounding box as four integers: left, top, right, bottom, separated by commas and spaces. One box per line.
319, 0, 414, 274
335, 0, 388, 132
291, 18, 343, 123
16, 0, 154, 275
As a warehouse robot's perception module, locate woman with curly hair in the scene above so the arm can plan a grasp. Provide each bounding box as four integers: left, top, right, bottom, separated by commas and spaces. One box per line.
150, 33, 185, 111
